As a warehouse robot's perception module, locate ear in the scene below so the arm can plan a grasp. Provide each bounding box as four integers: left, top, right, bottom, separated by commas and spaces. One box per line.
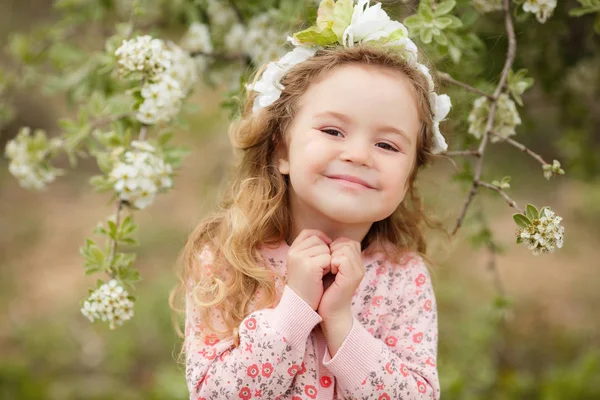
278, 157, 290, 175
275, 139, 290, 175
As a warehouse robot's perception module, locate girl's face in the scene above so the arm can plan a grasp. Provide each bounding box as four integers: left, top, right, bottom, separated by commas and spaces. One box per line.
278, 63, 421, 228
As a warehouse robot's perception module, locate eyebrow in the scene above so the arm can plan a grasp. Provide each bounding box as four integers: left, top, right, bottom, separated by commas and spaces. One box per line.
314, 110, 412, 145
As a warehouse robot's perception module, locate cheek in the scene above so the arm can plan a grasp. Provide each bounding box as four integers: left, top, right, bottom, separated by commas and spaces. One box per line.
379, 159, 411, 196
290, 133, 331, 171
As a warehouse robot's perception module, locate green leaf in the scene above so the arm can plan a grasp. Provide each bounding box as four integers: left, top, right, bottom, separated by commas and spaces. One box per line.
316, 0, 335, 28
107, 220, 118, 240
294, 25, 338, 46
525, 204, 539, 220
332, 0, 354, 40
433, 0, 456, 16
387, 27, 408, 43
448, 45, 461, 63
403, 15, 423, 30
434, 32, 448, 45
513, 213, 532, 228
421, 28, 434, 44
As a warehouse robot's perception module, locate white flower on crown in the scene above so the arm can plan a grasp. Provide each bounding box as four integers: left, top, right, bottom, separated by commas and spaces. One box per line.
247, 0, 451, 154
247, 46, 318, 113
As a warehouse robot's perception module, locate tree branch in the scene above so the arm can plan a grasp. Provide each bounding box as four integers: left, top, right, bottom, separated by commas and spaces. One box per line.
490, 131, 549, 166
477, 180, 524, 213
452, 0, 518, 236
437, 72, 495, 100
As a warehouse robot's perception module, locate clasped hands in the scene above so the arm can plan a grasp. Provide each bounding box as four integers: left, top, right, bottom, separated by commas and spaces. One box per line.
285, 229, 365, 326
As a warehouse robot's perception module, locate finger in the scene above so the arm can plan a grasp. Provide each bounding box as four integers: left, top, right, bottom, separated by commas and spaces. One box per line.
313, 253, 332, 274
293, 235, 330, 253
330, 263, 338, 275
293, 229, 332, 246
302, 243, 331, 258
330, 238, 359, 253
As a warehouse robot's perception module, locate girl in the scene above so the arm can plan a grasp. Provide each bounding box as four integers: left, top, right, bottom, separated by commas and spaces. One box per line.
171, 1, 451, 399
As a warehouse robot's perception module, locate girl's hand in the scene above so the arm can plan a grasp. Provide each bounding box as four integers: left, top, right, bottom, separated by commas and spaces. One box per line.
286, 229, 332, 311
317, 237, 365, 322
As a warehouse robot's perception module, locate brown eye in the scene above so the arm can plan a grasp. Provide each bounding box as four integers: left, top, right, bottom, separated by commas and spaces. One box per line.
376, 142, 399, 152
321, 129, 343, 137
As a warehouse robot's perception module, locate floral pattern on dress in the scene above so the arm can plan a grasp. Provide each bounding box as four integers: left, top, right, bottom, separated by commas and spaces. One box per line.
184, 242, 439, 400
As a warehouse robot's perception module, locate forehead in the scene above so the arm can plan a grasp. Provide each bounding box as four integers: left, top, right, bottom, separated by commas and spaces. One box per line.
295, 63, 422, 136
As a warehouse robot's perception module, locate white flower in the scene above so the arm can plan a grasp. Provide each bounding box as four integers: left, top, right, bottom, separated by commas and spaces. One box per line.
523, 0, 557, 23
165, 42, 198, 94
109, 142, 174, 209
343, 0, 407, 46
225, 14, 287, 66
515, 208, 564, 255
180, 22, 213, 54
542, 159, 565, 180
428, 93, 451, 154
136, 75, 185, 125
114, 35, 172, 79
248, 46, 318, 112
468, 94, 521, 141
81, 279, 135, 329
5, 127, 62, 190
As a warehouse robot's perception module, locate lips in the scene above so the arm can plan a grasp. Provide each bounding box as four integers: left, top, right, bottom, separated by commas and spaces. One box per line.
326, 174, 374, 189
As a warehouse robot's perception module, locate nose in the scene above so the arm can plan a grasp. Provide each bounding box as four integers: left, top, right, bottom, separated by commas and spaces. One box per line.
339, 135, 371, 166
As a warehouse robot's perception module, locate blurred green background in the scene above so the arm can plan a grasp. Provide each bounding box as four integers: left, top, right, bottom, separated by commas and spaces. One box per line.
1, 0, 599, 399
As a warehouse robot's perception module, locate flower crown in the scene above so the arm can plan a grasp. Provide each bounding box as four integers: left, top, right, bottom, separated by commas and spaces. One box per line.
246, 0, 451, 154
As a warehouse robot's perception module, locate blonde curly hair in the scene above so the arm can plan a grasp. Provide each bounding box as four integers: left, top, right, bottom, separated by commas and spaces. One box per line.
169, 44, 450, 361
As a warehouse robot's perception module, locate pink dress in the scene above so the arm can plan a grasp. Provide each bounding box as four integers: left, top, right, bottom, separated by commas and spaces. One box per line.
185, 240, 440, 400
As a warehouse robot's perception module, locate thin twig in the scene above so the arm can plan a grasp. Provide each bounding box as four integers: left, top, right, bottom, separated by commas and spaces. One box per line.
139, 124, 147, 141
441, 149, 481, 157
452, 0, 517, 236
437, 72, 495, 100
477, 180, 524, 213
490, 132, 549, 166
107, 200, 125, 279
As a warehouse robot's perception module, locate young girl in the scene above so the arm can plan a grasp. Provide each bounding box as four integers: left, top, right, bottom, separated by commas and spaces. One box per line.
172, 1, 451, 399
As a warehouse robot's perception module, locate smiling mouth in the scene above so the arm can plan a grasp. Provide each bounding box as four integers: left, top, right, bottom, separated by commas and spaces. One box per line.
325, 175, 375, 190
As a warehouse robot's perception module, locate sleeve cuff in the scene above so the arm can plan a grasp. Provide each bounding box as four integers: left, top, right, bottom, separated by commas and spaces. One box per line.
271, 285, 323, 349
322, 316, 381, 387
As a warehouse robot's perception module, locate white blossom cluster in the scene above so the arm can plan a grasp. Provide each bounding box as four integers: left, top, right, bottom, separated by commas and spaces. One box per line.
516, 208, 564, 255
165, 42, 200, 94
523, 0, 557, 23
136, 75, 185, 125
468, 94, 521, 142
4, 127, 62, 190
115, 35, 172, 79
109, 140, 173, 209
543, 159, 565, 180
180, 22, 213, 55
225, 13, 286, 66
81, 279, 135, 330
115, 35, 198, 125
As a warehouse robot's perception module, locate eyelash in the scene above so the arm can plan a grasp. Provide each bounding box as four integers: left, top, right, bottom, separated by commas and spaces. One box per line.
321, 128, 400, 153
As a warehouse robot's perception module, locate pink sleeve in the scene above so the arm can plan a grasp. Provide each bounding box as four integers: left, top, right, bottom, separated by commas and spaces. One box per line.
322, 254, 440, 400
185, 247, 322, 400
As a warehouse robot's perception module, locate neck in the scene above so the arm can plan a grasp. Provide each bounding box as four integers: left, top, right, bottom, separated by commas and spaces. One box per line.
287, 190, 373, 246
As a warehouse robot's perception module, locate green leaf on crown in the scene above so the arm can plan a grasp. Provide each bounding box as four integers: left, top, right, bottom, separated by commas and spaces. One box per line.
294, 25, 338, 46
332, 0, 354, 41
316, 0, 335, 28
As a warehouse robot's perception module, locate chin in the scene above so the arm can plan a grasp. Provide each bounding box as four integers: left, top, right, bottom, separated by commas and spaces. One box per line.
317, 203, 386, 224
